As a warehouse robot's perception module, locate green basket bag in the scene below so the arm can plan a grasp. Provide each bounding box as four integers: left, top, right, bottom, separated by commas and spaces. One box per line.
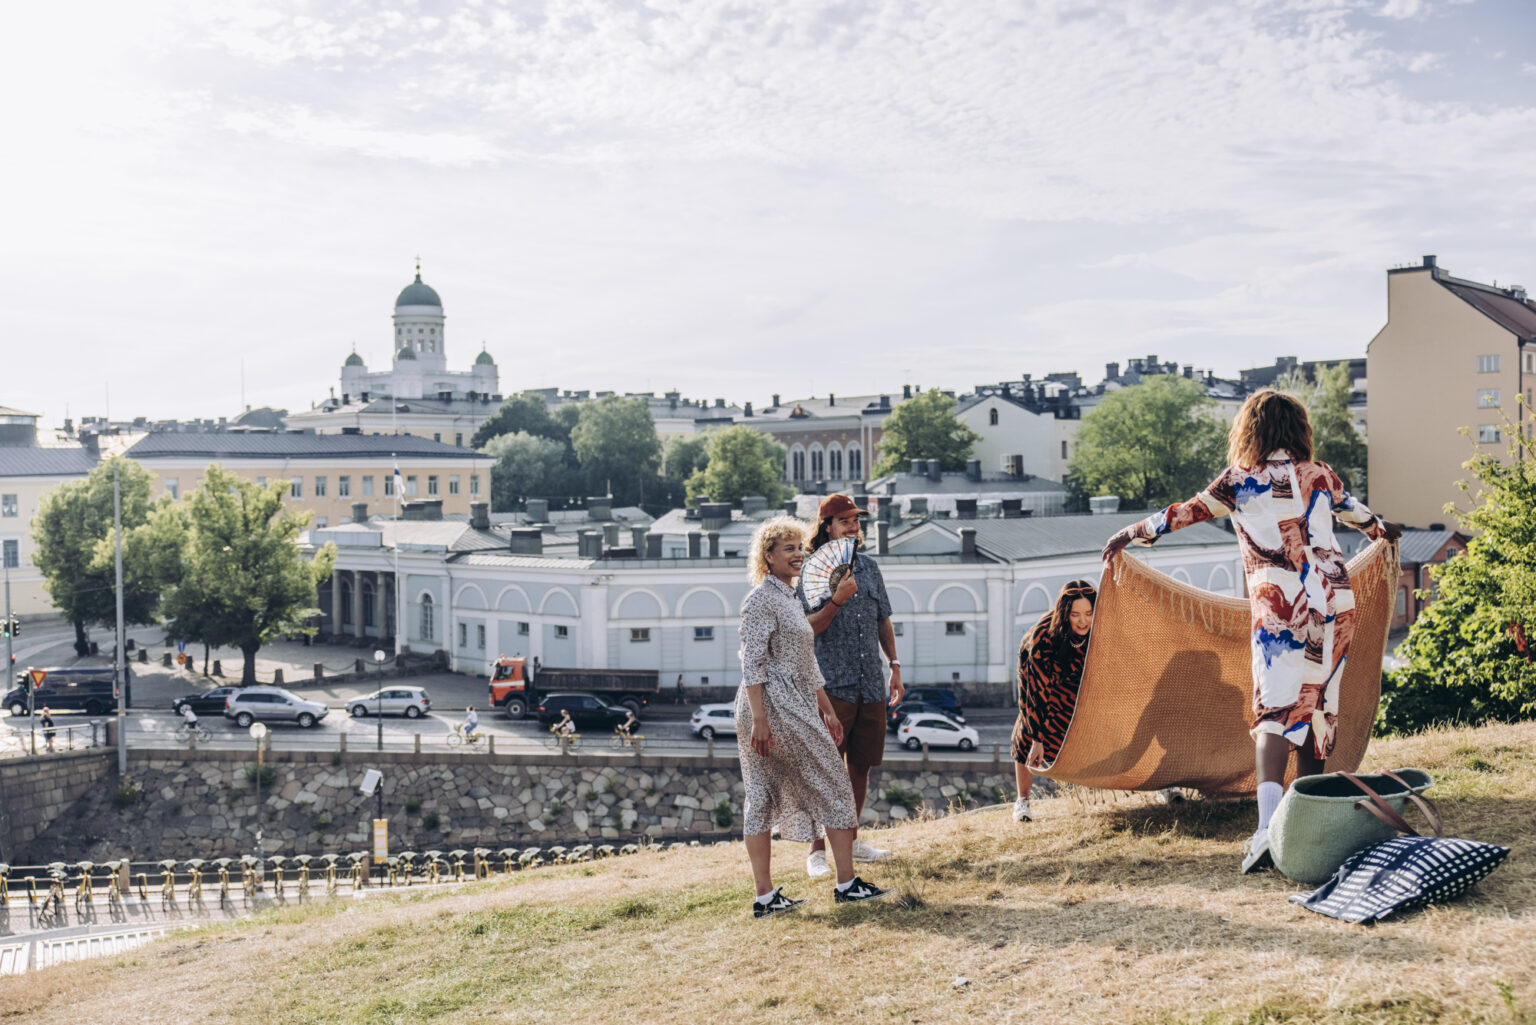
1268, 768, 1437, 885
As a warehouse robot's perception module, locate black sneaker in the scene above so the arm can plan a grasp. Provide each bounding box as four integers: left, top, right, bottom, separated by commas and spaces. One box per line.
833, 876, 892, 905
753, 888, 808, 918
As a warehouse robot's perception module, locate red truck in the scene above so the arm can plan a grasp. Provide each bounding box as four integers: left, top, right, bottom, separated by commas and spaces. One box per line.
488, 656, 660, 720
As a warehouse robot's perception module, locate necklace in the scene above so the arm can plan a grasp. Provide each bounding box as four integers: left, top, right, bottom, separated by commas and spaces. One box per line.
1070, 636, 1088, 649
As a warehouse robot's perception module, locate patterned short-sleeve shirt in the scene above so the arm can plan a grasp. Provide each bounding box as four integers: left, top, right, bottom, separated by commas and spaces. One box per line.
796, 551, 893, 703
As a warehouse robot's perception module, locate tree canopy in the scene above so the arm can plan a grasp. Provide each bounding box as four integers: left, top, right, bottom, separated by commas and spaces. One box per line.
1275, 362, 1366, 493
569, 397, 663, 507
684, 426, 789, 506
483, 432, 572, 512
1067, 376, 1228, 510
870, 389, 981, 477
661, 434, 712, 509
1379, 409, 1536, 733
469, 392, 566, 450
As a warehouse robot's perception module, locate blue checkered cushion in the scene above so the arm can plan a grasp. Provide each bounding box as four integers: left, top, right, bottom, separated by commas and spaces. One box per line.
1290, 835, 1509, 924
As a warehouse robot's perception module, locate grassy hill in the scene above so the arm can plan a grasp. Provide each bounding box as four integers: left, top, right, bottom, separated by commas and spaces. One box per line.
3, 721, 1533, 1025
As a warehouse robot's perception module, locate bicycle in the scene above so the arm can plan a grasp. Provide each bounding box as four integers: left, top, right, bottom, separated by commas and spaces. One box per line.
37, 871, 67, 928
544, 731, 583, 752
610, 731, 644, 750
174, 722, 213, 744
446, 725, 487, 748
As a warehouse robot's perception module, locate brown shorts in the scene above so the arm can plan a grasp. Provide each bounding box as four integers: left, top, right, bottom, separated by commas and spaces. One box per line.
827, 694, 887, 768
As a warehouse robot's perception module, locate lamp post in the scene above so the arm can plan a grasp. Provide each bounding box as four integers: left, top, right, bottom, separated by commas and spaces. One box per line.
373, 649, 386, 751
249, 721, 268, 874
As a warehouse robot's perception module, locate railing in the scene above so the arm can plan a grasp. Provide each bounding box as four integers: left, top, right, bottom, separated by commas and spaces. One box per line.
0, 721, 110, 759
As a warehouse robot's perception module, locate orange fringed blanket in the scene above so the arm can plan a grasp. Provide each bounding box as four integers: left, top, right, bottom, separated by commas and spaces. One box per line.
1036, 539, 1400, 797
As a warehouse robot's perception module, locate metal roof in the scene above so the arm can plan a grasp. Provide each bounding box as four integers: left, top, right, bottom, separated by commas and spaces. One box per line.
125, 431, 482, 461
866, 471, 1069, 496
1440, 280, 1536, 341
890, 511, 1235, 562
1336, 528, 1464, 565
0, 445, 99, 478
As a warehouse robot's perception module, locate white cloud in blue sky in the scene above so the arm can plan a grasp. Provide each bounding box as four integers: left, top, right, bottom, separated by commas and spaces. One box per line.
3, 0, 1533, 423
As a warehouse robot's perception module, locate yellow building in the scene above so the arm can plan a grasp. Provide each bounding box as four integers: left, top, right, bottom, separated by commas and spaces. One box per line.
0, 408, 99, 617
124, 430, 488, 527
1367, 255, 1536, 528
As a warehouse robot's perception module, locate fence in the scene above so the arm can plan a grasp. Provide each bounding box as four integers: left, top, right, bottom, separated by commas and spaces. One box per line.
0, 721, 110, 759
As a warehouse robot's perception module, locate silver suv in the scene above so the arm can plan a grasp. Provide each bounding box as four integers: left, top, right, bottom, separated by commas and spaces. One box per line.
223, 687, 330, 728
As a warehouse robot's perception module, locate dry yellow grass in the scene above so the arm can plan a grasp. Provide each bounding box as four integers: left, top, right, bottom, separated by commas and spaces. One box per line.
3, 721, 1533, 1025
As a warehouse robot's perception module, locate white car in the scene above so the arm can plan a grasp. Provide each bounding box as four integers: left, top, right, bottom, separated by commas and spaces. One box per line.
898, 715, 980, 751
689, 703, 738, 740
347, 686, 431, 719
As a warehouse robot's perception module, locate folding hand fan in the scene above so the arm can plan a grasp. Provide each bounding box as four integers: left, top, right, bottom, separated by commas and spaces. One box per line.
800, 538, 856, 607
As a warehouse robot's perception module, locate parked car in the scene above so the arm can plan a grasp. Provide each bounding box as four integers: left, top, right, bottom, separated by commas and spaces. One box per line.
346, 686, 431, 719
887, 700, 965, 732
173, 686, 241, 716
5, 666, 130, 717
897, 715, 980, 751
690, 703, 738, 739
535, 693, 634, 731
223, 687, 329, 728
902, 687, 962, 713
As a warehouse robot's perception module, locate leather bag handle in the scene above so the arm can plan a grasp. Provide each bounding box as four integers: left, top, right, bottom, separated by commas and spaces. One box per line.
1380, 769, 1445, 838
1339, 770, 1419, 837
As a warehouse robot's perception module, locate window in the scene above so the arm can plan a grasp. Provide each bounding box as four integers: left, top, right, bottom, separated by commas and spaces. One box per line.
945, 621, 965, 635
384, 475, 395, 497
419, 594, 435, 640
518, 621, 530, 636
554, 625, 569, 639
2, 540, 16, 569
433, 433, 441, 443
892, 622, 904, 636
362, 475, 375, 497
449, 475, 460, 495
630, 628, 651, 642
1478, 389, 1501, 408
829, 448, 842, 479
458, 622, 467, 647
810, 449, 824, 478
700, 675, 710, 685
165, 479, 178, 500
338, 475, 351, 497
1396, 588, 1407, 618
427, 475, 439, 496
290, 477, 303, 499
315, 475, 328, 497
791, 450, 805, 481
476, 624, 486, 649
694, 626, 714, 641
454, 432, 463, 447
989, 408, 999, 426
1061, 440, 1069, 460
1478, 425, 1502, 444
1477, 354, 1501, 373
406, 475, 418, 497
470, 474, 481, 496
848, 446, 862, 479
314, 517, 327, 528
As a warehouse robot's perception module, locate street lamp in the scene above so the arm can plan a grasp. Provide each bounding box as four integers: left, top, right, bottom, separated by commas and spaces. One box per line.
373, 649, 386, 751
249, 721, 269, 873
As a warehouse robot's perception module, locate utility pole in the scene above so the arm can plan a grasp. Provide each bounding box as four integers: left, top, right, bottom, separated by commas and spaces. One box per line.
113, 461, 127, 774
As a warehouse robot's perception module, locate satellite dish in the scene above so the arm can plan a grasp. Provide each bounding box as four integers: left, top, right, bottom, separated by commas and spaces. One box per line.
360, 769, 382, 796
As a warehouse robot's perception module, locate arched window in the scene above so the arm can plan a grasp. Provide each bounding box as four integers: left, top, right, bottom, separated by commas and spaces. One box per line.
791, 449, 806, 481
340, 579, 353, 627
847, 444, 862, 480
361, 578, 377, 629
989, 408, 999, 426
828, 447, 843, 479
810, 447, 824, 479
420, 593, 435, 640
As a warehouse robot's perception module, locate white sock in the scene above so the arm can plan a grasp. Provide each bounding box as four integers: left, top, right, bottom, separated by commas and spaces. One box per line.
835, 878, 854, 893
1256, 781, 1284, 838
755, 888, 778, 905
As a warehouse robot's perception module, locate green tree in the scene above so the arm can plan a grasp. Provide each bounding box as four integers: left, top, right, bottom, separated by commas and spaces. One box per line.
159, 466, 337, 685
1275, 362, 1367, 493
1379, 409, 1536, 733
483, 431, 571, 511
870, 389, 981, 477
32, 457, 165, 654
661, 434, 712, 508
1067, 376, 1228, 510
685, 426, 789, 506
470, 392, 565, 449
569, 397, 662, 507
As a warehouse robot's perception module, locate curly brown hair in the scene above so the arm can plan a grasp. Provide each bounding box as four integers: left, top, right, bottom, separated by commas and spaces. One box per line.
808, 517, 864, 554
1043, 579, 1097, 657
1227, 389, 1314, 468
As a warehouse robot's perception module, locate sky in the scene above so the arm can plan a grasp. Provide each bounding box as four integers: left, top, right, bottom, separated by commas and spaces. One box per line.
3, 0, 1534, 429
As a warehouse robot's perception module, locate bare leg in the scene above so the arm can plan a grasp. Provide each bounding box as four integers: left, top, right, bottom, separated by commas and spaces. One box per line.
1014, 761, 1032, 799
811, 761, 871, 856
744, 833, 773, 896
824, 827, 857, 885
1254, 732, 1291, 784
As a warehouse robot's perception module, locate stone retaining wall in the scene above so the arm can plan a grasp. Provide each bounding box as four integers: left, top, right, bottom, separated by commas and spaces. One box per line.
0, 750, 116, 862
16, 747, 1017, 864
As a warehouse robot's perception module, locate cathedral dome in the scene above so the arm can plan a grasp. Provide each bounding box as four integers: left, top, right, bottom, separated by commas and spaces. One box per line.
395, 346, 418, 361
344, 351, 366, 367
395, 271, 442, 308
475, 348, 496, 366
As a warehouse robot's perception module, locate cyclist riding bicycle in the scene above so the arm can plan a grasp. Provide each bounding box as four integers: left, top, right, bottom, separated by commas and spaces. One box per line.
461, 706, 480, 739
616, 710, 639, 739
551, 710, 576, 738
182, 705, 200, 731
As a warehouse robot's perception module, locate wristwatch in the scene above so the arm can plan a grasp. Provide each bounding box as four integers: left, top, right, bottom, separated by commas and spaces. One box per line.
888, 660, 901, 667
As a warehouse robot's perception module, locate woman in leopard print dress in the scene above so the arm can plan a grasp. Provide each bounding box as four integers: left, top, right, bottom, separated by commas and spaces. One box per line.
1009, 580, 1096, 823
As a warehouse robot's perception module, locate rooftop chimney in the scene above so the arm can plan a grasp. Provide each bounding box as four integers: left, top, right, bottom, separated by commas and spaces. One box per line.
1000, 498, 1023, 519
741, 495, 768, 516
782, 499, 798, 516
910, 458, 925, 476
578, 530, 603, 559
828, 393, 835, 407
1183, 365, 1193, 379
926, 459, 942, 482
1089, 495, 1121, 516
525, 498, 550, 523
965, 458, 981, 481
880, 395, 890, 409
715, 398, 725, 408
603, 522, 622, 547
1105, 362, 1119, 380
902, 384, 912, 399
959, 527, 977, 557
687, 531, 702, 559
631, 526, 648, 551
351, 502, 369, 523
469, 501, 489, 530
707, 530, 720, 557
907, 496, 929, 517
955, 498, 978, 520
772, 393, 781, 408
403, 500, 444, 521
699, 502, 732, 531
509, 527, 544, 555
586, 495, 613, 521
874, 520, 889, 555
1423, 254, 1437, 269
645, 532, 664, 558
743, 402, 753, 417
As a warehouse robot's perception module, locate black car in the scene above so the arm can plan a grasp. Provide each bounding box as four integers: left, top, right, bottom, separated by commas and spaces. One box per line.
5, 667, 130, 717
536, 693, 635, 730
887, 699, 965, 732
903, 687, 962, 713
172, 686, 241, 716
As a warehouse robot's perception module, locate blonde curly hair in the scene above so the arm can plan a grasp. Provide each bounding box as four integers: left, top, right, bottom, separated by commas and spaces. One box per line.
747, 515, 809, 586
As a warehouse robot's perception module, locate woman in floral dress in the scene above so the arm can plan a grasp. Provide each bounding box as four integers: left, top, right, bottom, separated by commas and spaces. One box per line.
1010, 580, 1096, 824
1102, 389, 1400, 873
736, 516, 892, 917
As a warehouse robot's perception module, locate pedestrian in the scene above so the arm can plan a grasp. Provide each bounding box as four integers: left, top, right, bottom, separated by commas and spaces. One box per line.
737, 516, 892, 916
40, 705, 57, 752
797, 494, 902, 879
1101, 388, 1401, 873
1010, 579, 1096, 823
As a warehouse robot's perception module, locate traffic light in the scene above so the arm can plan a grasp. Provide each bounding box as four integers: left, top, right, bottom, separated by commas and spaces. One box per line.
9, 617, 18, 638
0, 619, 7, 638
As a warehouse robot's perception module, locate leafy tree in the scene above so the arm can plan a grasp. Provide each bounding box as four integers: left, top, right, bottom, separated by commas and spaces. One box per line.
159, 466, 337, 685
32, 457, 165, 654
1379, 408, 1536, 733
1275, 362, 1367, 493
1067, 376, 1228, 510
469, 392, 564, 449
685, 426, 789, 506
870, 389, 981, 477
483, 432, 571, 511
569, 397, 662, 507
661, 434, 712, 508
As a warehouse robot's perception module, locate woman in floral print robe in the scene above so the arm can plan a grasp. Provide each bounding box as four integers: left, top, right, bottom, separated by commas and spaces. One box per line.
1102, 389, 1401, 873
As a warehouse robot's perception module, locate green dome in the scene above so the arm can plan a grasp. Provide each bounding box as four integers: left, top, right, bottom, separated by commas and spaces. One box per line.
344, 351, 365, 367
395, 346, 418, 361
475, 349, 496, 366
395, 271, 442, 308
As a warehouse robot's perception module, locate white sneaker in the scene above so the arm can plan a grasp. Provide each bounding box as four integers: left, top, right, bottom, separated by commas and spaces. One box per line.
851, 839, 891, 862
1012, 797, 1032, 823
806, 849, 832, 879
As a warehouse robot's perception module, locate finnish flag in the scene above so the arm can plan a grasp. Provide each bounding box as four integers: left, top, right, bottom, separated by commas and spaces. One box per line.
394, 462, 405, 503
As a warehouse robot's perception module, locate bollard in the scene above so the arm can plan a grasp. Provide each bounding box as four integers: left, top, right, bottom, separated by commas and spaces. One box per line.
355, 658, 364, 674
162, 652, 173, 667
706, 735, 714, 759
633, 734, 642, 757
414, 734, 421, 754
213, 659, 222, 677
339, 733, 347, 753
273, 669, 284, 686
138, 648, 147, 663
487, 735, 495, 755
921, 742, 930, 768
314, 663, 324, 681
992, 743, 1001, 767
